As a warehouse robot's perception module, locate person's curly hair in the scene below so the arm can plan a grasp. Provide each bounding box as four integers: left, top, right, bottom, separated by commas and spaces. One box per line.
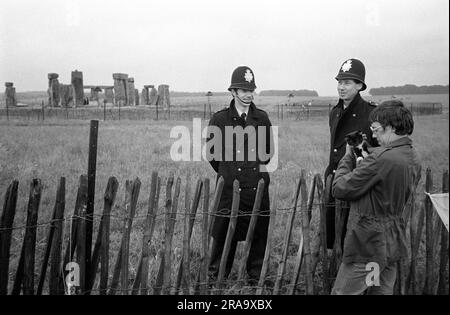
369, 100, 414, 135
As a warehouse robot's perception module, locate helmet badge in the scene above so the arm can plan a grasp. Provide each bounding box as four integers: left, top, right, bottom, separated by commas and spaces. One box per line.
244, 69, 254, 82
341, 60, 352, 72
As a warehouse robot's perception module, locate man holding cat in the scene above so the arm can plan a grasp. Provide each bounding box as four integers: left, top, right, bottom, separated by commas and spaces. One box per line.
325, 58, 378, 250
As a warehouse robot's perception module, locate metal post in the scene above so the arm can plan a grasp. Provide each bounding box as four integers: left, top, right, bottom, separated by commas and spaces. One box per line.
103, 99, 107, 121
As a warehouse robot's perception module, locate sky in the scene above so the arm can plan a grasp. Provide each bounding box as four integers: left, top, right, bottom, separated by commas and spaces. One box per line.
0, 0, 449, 96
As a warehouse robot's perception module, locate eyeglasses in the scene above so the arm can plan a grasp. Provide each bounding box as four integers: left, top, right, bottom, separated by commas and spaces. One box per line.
370, 125, 383, 133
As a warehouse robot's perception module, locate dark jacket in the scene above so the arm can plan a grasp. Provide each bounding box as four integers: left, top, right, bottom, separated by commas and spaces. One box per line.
332, 137, 421, 266
207, 100, 273, 242
326, 93, 377, 178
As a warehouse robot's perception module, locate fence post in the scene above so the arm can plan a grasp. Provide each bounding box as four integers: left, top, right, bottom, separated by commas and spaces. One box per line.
42, 101, 45, 121
120, 178, 141, 295
204, 177, 224, 293
438, 170, 449, 295
23, 179, 42, 295
162, 177, 180, 294
49, 177, 65, 295
256, 183, 279, 295
273, 175, 302, 295
37, 177, 65, 295
177, 178, 202, 295
137, 171, 158, 295
216, 180, 240, 294
423, 168, 434, 295
90, 177, 118, 295
154, 175, 174, 295
0, 180, 19, 295
199, 178, 210, 295
316, 175, 330, 294
85, 120, 98, 290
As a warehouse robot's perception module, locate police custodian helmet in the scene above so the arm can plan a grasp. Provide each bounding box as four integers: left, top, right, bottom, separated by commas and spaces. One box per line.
228, 66, 257, 91
335, 58, 367, 91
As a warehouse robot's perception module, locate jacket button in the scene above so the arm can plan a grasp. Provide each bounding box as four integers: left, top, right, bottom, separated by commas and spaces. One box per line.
239, 188, 242, 192
333, 169, 336, 173
251, 149, 255, 152
237, 150, 241, 153
253, 168, 257, 171
253, 188, 256, 191
333, 149, 337, 152
353, 114, 356, 117
238, 168, 241, 171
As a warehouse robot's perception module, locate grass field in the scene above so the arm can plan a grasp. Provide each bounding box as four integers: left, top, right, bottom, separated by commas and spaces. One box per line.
0, 105, 448, 294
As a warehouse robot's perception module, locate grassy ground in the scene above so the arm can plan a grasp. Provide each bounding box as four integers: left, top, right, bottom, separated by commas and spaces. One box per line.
0, 112, 448, 294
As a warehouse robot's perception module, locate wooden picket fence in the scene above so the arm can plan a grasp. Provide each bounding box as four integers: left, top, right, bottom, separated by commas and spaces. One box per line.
0, 168, 448, 295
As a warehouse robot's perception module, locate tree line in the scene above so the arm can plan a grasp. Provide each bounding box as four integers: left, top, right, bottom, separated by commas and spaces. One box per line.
259, 90, 319, 97
369, 84, 449, 96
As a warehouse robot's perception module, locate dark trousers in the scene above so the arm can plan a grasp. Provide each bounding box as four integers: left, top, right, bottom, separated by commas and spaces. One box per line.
208, 234, 267, 281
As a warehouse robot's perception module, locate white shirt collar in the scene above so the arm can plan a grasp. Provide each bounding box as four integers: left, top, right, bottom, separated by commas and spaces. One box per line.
235, 106, 249, 118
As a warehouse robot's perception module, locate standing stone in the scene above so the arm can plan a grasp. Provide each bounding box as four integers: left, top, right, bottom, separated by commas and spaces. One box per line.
71, 70, 84, 106
141, 88, 149, 105
59, 84, 74, 107
105, 87, 114, 104
135, 89, 139, 105
48, 73, 60, 107
4, 82, 17, 107
113, 73, 128, 106
127, 78, 135, 106
149, 85, 158, 105
156, 84, 170, 109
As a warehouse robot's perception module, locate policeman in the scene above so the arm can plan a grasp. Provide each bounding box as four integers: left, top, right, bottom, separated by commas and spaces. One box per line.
206, 66, 273, 283
325, 58, 378, 250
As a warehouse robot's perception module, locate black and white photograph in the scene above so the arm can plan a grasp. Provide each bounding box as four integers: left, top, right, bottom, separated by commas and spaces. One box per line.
0, 0, 448, 302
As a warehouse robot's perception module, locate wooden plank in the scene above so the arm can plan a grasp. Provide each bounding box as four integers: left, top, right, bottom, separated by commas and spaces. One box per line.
120, 178, 141, 295
162, 177, 180, 294
256, 183, 279, 295
86, 120, 99, 288
77, 205, 87, 295
23, 179, 42, 295
292, 172, 314, 295
0, 180, 19, 295
154, 175, 174, 295
423, 168, 434, 295
137, 171, 158, 295
176, 178, 202, 295
216, 180, 240, 294
198, 178, 210, 295
37, 178, 65, 295
63, 175, 88, 273
237, 179, 264, 286
315, 175, 330, 294
273, 176, 302, 295
437, 170, 449, 295
309, 175, 322, 279
204, 177, 224, 294
49, 177, 66, 295
98, 177, 118, 295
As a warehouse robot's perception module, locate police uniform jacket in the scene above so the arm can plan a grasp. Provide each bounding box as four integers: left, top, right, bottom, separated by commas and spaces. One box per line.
326, 93, 377, 178
207, 100, 273, 242
332, 137, 421, 266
